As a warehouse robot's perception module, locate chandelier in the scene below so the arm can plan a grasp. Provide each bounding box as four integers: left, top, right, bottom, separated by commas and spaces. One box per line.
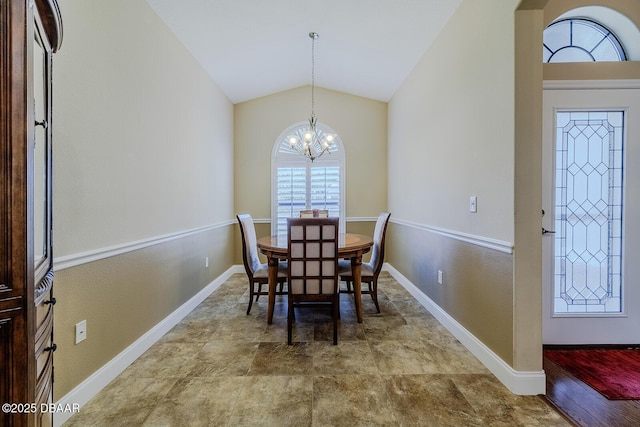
286, 32, 337, 162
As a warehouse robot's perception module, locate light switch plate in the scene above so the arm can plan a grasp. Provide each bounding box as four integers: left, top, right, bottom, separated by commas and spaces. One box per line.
470, 196, 477, 213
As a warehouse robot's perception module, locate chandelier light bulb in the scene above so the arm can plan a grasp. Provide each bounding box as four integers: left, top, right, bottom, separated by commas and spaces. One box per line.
303, 131, 313, 141
288, 136, 298, 147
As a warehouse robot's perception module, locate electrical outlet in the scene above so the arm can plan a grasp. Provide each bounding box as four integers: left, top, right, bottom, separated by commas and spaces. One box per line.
75, 320, 87, 344
438, 270, 444, 285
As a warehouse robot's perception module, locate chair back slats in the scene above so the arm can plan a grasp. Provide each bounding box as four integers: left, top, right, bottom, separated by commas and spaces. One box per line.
287, 218, 339, 295
287, 217, 340, 344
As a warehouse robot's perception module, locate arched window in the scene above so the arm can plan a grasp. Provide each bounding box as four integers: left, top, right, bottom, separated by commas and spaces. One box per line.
543, 18, 627, 63
271, 121, 345, 236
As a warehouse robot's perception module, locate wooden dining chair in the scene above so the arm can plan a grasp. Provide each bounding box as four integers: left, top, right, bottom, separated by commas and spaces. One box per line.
287, 217, 340, 345
237, 214, 287, 315
339, 212, 391, 313
299, 209, 328, 218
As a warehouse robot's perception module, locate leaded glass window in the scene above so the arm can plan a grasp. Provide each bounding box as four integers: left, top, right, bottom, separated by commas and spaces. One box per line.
544, 18, 627, 63
554, 111, 624, 314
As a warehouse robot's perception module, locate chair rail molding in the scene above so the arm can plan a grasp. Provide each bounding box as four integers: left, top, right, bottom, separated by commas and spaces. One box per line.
55, 217, 513, 271
390, 218, 514, 254
54, 220, 236, 271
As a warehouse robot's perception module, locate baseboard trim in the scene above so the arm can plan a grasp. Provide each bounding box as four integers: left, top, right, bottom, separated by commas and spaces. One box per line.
53, 265, 243, 427
382, 263, 545, 395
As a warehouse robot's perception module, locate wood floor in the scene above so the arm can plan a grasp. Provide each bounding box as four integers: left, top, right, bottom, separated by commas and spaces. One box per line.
543, 354, 640, 427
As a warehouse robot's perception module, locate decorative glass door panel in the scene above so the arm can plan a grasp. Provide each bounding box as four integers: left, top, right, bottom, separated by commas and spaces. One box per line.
554, 111, 624, 314
33, 30, 47, 270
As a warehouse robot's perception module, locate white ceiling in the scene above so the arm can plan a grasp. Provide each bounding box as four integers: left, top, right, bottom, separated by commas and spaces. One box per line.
146, 0, 462, 104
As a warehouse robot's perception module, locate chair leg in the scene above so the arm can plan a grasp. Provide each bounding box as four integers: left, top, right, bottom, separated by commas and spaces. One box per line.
372, 279, 380, 313
332, 295, 339, 345
247, 281, 254, 315
255, 283, 262, 302
287, 299, 294, 345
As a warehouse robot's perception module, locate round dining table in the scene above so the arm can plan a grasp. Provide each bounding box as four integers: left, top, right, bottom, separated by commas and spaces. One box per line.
257, 233, 373, 324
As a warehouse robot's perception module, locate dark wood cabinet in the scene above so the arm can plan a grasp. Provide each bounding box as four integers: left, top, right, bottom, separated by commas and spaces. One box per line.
1, 1, 62, 425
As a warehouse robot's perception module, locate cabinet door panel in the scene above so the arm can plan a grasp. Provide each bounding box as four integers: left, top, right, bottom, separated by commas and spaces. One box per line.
1, 1, 62, 425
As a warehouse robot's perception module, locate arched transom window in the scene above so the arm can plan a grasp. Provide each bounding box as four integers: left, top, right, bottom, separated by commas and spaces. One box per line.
543, 18, 627, 63
271, 121, 345, 236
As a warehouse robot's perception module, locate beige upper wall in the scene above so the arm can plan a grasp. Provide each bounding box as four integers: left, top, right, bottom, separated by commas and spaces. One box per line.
51, 0, 236, 399
234, 86, 387, 219
386, 0, 522, 371
54, 0, 234, 257
388, 0, 519, 243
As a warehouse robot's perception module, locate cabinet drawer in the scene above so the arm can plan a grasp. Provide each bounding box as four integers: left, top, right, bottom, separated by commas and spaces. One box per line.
35, 349, 53, 405
35, 297, 52, 334
34, 302, 53, 378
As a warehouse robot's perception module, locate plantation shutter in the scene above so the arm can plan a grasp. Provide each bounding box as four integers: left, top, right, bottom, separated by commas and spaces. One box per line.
310, 166, 340, 218
275, 165, 340, 235
276, 166, 306, 235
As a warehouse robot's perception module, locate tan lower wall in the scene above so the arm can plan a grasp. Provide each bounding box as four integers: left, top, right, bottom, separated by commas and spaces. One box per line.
53, 225, 234, 399
386, 222, 514, 365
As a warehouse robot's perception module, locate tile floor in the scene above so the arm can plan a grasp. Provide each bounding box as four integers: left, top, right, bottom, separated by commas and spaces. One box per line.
63, 272, 569, 426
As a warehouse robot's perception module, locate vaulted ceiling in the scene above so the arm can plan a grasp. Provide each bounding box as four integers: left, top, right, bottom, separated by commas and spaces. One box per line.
146, 0, 462, 103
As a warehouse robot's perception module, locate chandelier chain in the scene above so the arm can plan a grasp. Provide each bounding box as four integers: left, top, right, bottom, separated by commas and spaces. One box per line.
311, 33, 316, 118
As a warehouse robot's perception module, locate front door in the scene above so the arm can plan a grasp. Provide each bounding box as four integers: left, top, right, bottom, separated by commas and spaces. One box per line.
542, 84, 640, 344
